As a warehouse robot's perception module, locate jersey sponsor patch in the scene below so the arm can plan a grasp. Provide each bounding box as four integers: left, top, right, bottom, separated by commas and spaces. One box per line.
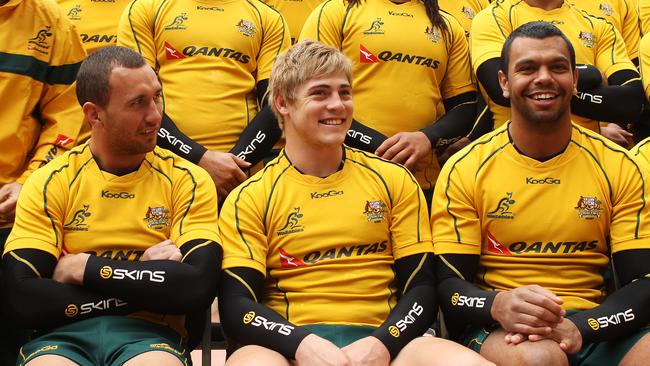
364, 17, 385, 35
67, 5, 82, 20
360, 44, 380, 63
164, 42, 186, 60
279, 248, 306, 268
486, 231, 511, 255
63, 204, 92, 231
579, 31, 596, 48
54, 134, 74, 148
236, 19, 256, 37
363, 200, 387, 222
165, 13, 188, 30
424, 26, 441, 43
575, 196, 603, 220
28, 26, 53, 55
487, 192, 516, 219
277, 207, 304, 236
143, 206, 171, 229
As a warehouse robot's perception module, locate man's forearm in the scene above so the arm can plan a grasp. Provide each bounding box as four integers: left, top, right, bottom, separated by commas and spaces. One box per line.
158, 113, 207, 163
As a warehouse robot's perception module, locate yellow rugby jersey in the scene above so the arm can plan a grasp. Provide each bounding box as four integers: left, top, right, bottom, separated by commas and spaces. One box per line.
300, 0, 475, 190
0, 0, 86, 186
219, 147, 433, 327
571, 0, 640, 60
4, 143, 220, 336
58, 0, 131, 54
639, 0, 650, 34
118, 0, 290, 152
471, 0, 635, 130
631, 135, 650, 169
431, 123, 650, 311
640, 33, 650, 100
438, 0, 490, 39
263, 0, 323, 43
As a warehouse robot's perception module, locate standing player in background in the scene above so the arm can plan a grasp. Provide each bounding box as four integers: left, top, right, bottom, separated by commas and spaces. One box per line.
3, 46, 222, 366
432, 22, 650, 366
262, 0, 323, 44
471, 0, 643, 146
218, 39, 493, 366
58, 0, 132, 54
438, 0, 490, 40
300, 0, 479, 198
118, 0, 290, 198
0, 0, 87, 361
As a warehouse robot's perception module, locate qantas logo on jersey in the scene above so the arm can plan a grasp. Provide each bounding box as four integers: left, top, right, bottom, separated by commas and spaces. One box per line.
486, 231, 512, 255
507, 240, 598, 254
302, 241, 388, 264
181, 46, 251, 64
165, 13, 188, 30
277, 207, 304, 236
86, 250, 144, 261
67, 5, 81, 20
364, 17, 385, 35
599, 4, 614, 16
360, 44, 380, 63
81, 34, 117, 44
279, 248, 306, 267
164, 42, 186, 60
54, 134, 74, 148
236, 19, 257, 37
487, 192, 515, 219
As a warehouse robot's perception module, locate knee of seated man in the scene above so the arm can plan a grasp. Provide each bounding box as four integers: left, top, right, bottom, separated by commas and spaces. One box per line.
508, 340, 568, 366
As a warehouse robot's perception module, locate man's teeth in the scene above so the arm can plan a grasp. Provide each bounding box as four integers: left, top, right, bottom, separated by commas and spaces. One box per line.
532, 93, 555, 100
321, 119, 343, 125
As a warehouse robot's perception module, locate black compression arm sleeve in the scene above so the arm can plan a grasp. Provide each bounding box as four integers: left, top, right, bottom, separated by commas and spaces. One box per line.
158, 113, 207, 164
3, 249, 136, 329
218, 267, 311, 359
371, 253, 437, 359
576, 64, 604, 91
436, 254, 498, 336
229, 106, 282, 165
567, 249, 650, 343
345, 119, 388, 152
420, 92, 477, 148
84, 239, 221, 314
571, 69, 644, 123
476, 58, 510, 108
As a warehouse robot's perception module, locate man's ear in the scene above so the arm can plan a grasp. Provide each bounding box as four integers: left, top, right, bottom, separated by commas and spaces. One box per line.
498, 70, 510, 99
82, 102, 102, 127
573, 67, 579, 95
274, 94, 290, 116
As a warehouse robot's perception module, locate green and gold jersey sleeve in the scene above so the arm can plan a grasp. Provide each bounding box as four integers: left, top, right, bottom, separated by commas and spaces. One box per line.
438, 0, 490, 39
262, 0, 323, 44
640, 33, 650, 100
640, 0, 650, 35
255, 5, 291, 81
58, 0, 131, 54
118, 0, 157, 68
298, 0, 345, 45
440, 14, 475, 100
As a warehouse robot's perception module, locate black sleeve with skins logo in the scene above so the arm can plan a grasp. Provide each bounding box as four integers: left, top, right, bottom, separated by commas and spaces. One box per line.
229, 106, 282, 166
567, 249, 650, 343
576, 64, 604, 91
345, 119, 388, 152
420, 92, 477, 148
218, 267, 311, 359
3, 249, 136, 330
570, 69, 643, 124
158, 113, 207, 164
84, 239, 222, 314
371, 253, 437, 359
435, 254, 498, 338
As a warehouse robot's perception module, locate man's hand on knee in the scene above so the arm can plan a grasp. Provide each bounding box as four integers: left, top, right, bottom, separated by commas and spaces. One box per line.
527, 318, 582, 354
141, 240, 182, 261
341, 336, 390, 366
294, 334, 350, 366
52, 252, 91, 285
491, 285, 565, 334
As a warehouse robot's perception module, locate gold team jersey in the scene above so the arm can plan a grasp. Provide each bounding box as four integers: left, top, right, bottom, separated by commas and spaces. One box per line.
638, 0, 650, 35
640, 33, 650, 100
0, 0, 86, 187
438, 0, 490, 39
118, 0, 290, 152
262, 0, 323, 43
4, 143, 221, 336
431, 123, 650, 311
471, 0, 636, 130
219, 147, 433, 327
571, 0, 640, 60
300, 0, 475, 190
58, 0, 131, 54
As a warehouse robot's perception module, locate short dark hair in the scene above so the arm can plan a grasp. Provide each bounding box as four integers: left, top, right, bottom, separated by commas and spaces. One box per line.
76, 46, 147, 108
500, 21, 576, 74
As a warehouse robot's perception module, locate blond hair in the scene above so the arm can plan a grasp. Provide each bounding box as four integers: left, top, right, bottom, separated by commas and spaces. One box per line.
269, 40, 352, 129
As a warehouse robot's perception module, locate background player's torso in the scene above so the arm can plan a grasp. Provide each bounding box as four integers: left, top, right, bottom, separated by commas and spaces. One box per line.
58, 0, 131, 53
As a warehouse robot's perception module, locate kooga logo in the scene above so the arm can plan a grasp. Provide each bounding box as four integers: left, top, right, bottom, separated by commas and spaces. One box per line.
310, 190, 344, 199
526, 177, 560, 185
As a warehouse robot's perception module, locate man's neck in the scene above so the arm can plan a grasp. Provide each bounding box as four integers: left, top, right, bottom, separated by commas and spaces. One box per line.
89, 140, 145, 176
525, 0, 563, 11
508, 116, 572, 161
284, 142, 343, 178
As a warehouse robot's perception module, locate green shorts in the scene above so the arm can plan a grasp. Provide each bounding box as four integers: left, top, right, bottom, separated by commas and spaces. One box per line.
459, 323, 650, 366
18, 316, 190, 366
303, 324, 376, 348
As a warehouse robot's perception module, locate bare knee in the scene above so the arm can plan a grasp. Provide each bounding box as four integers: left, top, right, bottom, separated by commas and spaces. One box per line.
393, 336, 495, 366
123, 351, 184, 366
24, 355, 79, 366
225, 345, 290, 366
481, 331, 567, 366
619, 332, 650, 366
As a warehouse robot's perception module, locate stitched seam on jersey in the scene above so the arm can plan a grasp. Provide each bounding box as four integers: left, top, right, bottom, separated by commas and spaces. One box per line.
127, 0, 144, 54
0, 52, 81, 85
153, 0, 169, 35
475, 141, 509, 178
181, 240, 213, 262
234, 156, 285, 258
340, 2, 353, 48
144, 157, 173, 184
439, 255, 466, 281
263, 161, 292, 224
245, 0, 265, 61
9, 252, 42, 278
68, 147, 93, 189
403, 253, 427, 294
271, 274, 290, 320
253, 0, 288, 58
445, 128, 509, 242
632, 138, 650, 156
225, 269, 258, 302
315, 0, 333, 43
573, 127, 648, 238
153, 152, 197, 234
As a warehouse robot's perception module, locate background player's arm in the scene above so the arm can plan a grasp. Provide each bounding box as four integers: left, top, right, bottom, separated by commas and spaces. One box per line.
2, 248, 138, 329
420, 91, 478, 149
369, 253, 437, 359
218, 267, 312, 359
